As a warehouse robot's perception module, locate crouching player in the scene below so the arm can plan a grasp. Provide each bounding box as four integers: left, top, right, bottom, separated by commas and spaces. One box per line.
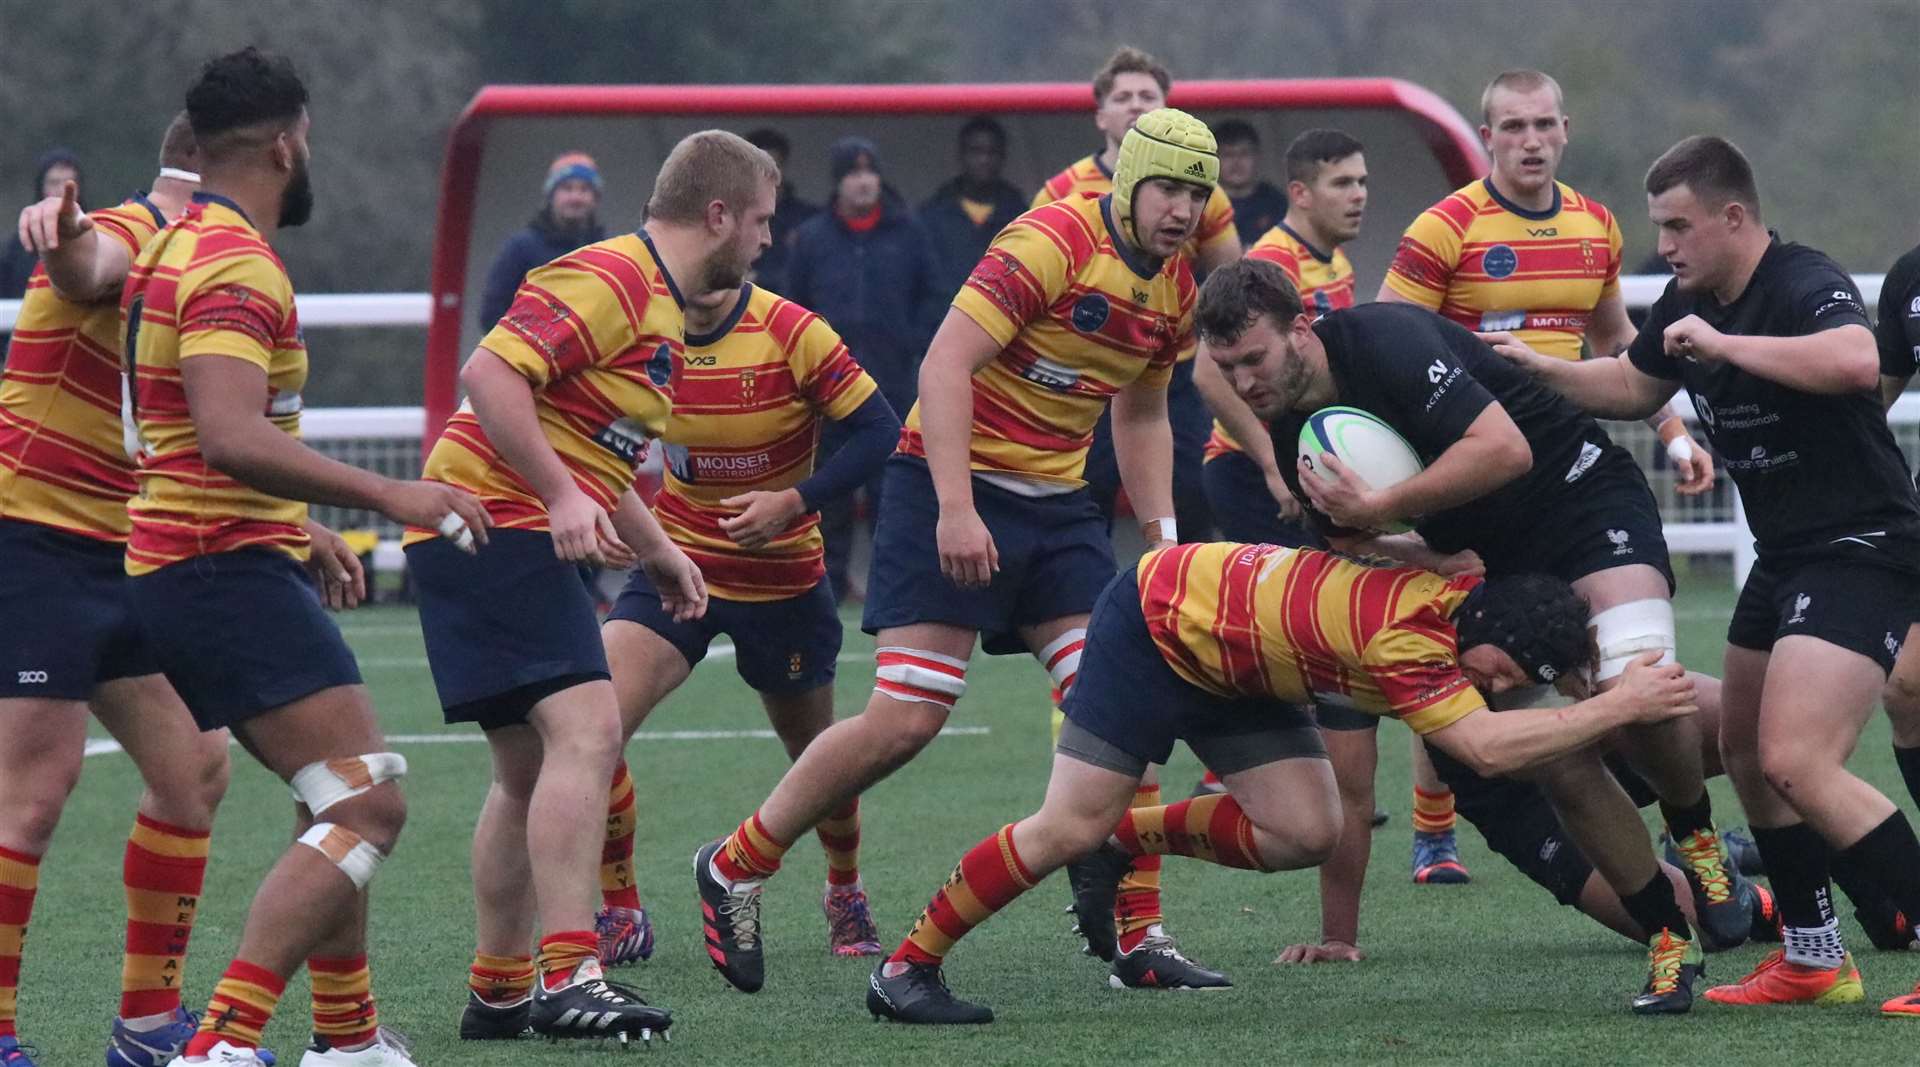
413, 131, 778, 1045
866, 541, 1698, 1023
593, 279, 899, 963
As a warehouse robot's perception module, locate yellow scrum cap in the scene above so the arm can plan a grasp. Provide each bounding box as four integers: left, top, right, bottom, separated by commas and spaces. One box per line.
1111, 107, 1219, 248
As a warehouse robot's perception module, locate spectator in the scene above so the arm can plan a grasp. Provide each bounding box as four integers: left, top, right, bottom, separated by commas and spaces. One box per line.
475, 151, 606, 330
919, 116, 1026, 298
787, 136, 942, 601
1, 148, 84, 300
745, 127, 818, 294
1215, 120, 1287, 248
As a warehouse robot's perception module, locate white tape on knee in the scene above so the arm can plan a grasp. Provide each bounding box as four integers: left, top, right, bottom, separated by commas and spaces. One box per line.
297, 822, 385, 889
1038, 628, 1086, 696
873, 647, 968, 708
1591, 599, 1677, 683
289, 753, 409, 816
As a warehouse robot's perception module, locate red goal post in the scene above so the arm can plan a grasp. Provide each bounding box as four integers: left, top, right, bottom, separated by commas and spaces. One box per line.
423, 78, 1489, 443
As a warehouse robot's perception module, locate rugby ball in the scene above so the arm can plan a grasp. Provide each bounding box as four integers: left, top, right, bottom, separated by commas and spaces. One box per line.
1297, 406, 1424, 533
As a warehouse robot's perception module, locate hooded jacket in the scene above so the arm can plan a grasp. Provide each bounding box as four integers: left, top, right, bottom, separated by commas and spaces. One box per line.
476, 208, 608, 330
918, 175, 1026, 300
1, 149, 85, 302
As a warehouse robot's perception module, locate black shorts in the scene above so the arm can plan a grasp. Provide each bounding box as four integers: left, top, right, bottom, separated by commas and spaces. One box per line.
1201, 451, 1321, 549
1474, 456, 1675, 592
0, 519, 157, 699
863, 455, 1116, 655
1057, 569, 1325, 777
607, 574, 841, 695
127, 549, 362, 731
407, 528, 609, 729
1728, 553, 1920, 673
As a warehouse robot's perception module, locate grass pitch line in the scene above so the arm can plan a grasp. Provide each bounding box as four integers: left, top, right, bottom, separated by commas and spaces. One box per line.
83, 725, 990, 758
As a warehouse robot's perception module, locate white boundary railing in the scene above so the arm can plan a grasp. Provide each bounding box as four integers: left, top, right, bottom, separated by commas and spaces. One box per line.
0, 276, 1897, 582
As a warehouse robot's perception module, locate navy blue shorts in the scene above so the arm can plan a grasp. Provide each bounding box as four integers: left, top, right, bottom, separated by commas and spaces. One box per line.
407, 528, 609, 729
1057, 569, 1324, 776
607, 573, 841, 695
0, 519, 157, 699
863, 455, 1115, 655
127, 549, 362, 731
1728, 554, 1919, 673
1201, 451, 1322, 549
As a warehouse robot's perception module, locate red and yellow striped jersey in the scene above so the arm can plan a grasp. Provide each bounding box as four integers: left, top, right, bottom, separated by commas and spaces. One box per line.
121, 195, 310, 574
1136, 541, 1485, 735
656, 284, 877, 602
1205, 223, 1357, 460
1032, 153, 1237, 266
414, 232, 683, 541
1383, 179, 1622, 360
0, 199, 165, 541
900, 193, 1194, 489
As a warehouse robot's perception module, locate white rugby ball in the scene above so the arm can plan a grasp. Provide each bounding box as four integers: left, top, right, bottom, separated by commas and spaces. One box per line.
1297, 406, 1424, 533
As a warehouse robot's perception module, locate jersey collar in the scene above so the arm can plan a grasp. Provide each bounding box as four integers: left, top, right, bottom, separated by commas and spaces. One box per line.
1100, 194, 1162, 281
190, 191, 254, 226
1276, 221, 1334, 264
1481, 177, 1561, 222
637, 230, 688, 310
131, 194, 167, 230
1093, 149, 1115, 180
684, 283, 754, 347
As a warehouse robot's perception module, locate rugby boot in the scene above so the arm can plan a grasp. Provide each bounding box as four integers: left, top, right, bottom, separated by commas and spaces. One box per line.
866, 962, 993, 1024
1109, 930, 1232, 990
595, 905, 655, 966
1703, 949, 1864, 1006
1412, 829, 1470, 884
1630, 928, 1704, 1014
457, 990, 530, 1041
165, 1043, 269, 1066
298, 1027, 414, 1065
109, 1008, 216, 1067
1880, 980, 1920, 1016
1667, 827, 1751, 951
824, 881, 883, 957
1065, 842, 1132, 962
529, 959, 671, 1045
0, 1036, 35, 1067
1747, 882, 1781, 943
694, 839, 765, 992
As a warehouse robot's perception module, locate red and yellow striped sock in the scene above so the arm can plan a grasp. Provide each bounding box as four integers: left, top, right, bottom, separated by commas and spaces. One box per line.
601, 761, 641, 910
816, 799, 862, 887
468, 952, 535, 1006
0, 846, 40, 1039
1114, 792, 1269, 871
121, 814, 210, 1019
713, 811, 790, 884
185, 959, 285, 1055
536, 931, 597, 991
1412, 786, 1457, 835
1114, 783, 1165, 954
889, 823, 1036, 966
308, 954, 378, 1050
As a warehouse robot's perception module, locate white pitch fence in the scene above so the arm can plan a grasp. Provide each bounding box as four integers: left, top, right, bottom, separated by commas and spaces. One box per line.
0, 277, 1897, 581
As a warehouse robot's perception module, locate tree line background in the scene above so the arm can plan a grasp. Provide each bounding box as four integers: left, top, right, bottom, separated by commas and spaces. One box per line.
2, 0, 1914, 404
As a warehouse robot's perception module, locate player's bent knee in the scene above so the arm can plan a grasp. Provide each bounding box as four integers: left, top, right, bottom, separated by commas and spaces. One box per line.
1590, 599, 1676, 685
297, 821, 389, 889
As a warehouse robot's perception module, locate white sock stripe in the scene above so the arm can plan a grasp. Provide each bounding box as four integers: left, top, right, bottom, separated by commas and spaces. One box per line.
1037, 629, 1086, 667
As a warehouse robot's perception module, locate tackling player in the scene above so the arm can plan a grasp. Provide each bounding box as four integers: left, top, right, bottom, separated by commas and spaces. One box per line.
417, 131, 776, 1046
864, 541, 1698, 1023
1502, 136, 1920, 1014
1203, 258, 1748, 1012
0, 117, 239, 1067
119, 50, 493, 1067
694, 111, 1222, 995
591, 279, 899, 964
1875, 242, 1920, 842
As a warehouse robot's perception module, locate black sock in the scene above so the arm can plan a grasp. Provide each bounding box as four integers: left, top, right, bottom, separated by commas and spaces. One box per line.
1835, 811, 1920, 925
1658, 788, 1714, 842
1895, 745, 1920, 811
1620, 871, 1694, 943
1749, 823, 1836, 930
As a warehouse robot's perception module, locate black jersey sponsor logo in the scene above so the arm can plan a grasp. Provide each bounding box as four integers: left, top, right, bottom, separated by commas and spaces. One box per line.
1608, 528, 1634, 556
1423, 360, 1462, 412
1482, 244, 1518, 279
1019, 355, 1082, 392
684, 353, 718, 367
592, 417, 652, 465
1908, 295, 1920, 318
1787, 592, 1811, 625
1564, 441, 1602, 483
1525, 226, 1558, 237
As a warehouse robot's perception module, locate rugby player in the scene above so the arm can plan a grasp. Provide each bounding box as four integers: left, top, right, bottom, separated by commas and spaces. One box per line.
416, 131, 776, 1045
591, 279, 899, 964
864, 540, 1698, 1023
1500, 136, 1920, 1013
116, 50, 493, 1067
694, 110, 1223, 994
1202, 258, 1749, 1012
0, 117, 239, 1067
